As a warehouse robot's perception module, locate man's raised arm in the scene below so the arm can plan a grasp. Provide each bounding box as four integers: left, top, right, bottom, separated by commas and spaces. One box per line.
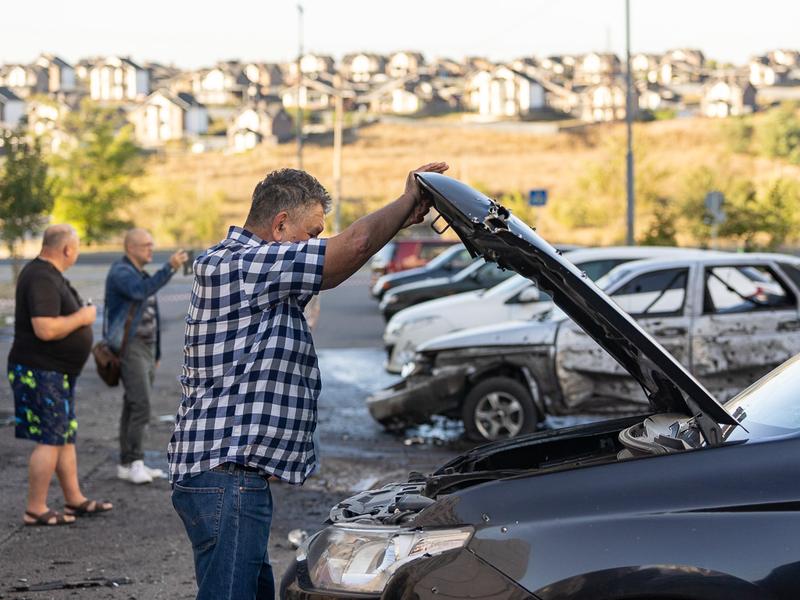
321, 162, 448, 290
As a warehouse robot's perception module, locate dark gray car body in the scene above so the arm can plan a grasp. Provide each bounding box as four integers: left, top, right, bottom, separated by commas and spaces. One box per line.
285, 174, 799, 600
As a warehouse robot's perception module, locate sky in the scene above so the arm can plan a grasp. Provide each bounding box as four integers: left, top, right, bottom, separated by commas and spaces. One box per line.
4, 0, 800, 69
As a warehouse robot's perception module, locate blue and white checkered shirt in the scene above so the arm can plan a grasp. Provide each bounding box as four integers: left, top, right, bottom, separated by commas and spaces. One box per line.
167, 226, 327, 484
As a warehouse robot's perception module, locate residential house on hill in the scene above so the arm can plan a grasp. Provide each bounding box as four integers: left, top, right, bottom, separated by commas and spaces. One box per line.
244, 63, 284, 89
0, 87, 25, 128
281, 72, 337, 111
89, 56, 149, 101
768, 49, 800, 69
701, 78, 757, 117
129, 90, 208, 147
191, 62, 254, 105
575, 52, 620, 84
35, 54, 77, 94
342, 53, 387, 83
668, 49, 705, 67
658, 48, 706, 85
35, 54, 76, 93
522, 55, 576, 83
146, 62, 183, 90
467, 65, 547, 118
578, 79, 637, 122
631, 53, 662, 83
0, 64, 47, 97
228, 101, 293, 152
637, 81, 680, 112
286, 54, 336, 82
749, 56, 790, 87
366, 76, 450, 115
428, 57, 466, 78
387, 52, 425, 78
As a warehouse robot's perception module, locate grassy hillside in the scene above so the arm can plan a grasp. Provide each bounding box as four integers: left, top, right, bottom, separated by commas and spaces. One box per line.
135, 113, 800, 248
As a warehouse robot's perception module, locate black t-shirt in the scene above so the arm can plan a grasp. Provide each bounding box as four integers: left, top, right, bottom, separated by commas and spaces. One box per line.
8, 258, 93, 376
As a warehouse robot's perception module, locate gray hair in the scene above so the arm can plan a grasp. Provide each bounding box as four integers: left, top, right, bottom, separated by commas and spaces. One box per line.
245, 168, 331, 229
41, 224, 77, 250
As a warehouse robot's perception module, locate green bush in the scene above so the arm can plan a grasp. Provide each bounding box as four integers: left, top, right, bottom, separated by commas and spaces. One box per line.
757, 102, 800, 163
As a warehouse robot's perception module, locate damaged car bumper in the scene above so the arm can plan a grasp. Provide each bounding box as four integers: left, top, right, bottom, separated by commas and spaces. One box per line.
366, 366, 469, 427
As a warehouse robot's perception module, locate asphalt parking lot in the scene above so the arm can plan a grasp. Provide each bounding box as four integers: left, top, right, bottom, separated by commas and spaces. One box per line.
0, 265, 468, 599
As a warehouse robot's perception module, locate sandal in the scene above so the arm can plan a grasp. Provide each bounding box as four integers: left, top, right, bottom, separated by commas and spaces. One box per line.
64, 499, 113, 516
24, 510, 75, 526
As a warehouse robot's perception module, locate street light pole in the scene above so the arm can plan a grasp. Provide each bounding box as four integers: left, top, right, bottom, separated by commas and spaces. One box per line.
296, 2, 304, 170
624, 0, 635, 245
332, 76, 344, 233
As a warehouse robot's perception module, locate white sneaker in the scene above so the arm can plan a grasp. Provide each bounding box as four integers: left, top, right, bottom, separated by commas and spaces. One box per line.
144, 465, 166, 480
117, 460, 153, 484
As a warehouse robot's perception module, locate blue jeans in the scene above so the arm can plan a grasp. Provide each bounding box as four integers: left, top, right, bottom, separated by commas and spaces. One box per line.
172, 464, 274, 600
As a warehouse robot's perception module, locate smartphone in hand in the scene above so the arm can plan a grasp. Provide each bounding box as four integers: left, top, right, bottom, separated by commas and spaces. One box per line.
183, 250, 195, 276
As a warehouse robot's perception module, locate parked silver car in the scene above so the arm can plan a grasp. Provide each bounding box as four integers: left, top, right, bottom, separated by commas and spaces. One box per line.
369, 252, 800, 441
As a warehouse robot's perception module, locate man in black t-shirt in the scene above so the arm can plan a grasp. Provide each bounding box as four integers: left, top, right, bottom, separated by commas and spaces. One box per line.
8, 225, 113, 526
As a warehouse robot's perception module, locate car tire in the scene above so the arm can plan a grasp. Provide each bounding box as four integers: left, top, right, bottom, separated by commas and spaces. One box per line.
462, 376, 538, 442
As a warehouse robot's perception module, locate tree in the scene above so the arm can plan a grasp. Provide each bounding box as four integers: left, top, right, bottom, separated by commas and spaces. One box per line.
757, 102, 800, 164
51, 100, 142, 243
640, 196, 677, 246
553, 135, 666, 241
0, 130, 57, 279
721, 116, 754, 154
680, 165, 800, 250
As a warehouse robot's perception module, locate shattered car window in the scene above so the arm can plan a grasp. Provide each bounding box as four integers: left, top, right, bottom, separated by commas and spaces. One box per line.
724, 354, 800, 441
611, 268, 688, 317
704, 265, 795, 314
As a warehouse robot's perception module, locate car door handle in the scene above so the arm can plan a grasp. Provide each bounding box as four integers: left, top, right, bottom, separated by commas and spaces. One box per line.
653, 327, 687, 337
779, 320, 800, 331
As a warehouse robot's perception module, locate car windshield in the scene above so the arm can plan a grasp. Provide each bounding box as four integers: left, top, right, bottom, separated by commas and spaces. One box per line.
425, 243, 467, 270
722, 353, 800, 442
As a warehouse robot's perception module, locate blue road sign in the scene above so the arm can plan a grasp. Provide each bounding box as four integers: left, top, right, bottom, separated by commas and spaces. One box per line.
529, 189, 548, 207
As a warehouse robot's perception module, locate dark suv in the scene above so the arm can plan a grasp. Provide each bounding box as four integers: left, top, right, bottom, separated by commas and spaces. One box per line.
283, 174, 800, 600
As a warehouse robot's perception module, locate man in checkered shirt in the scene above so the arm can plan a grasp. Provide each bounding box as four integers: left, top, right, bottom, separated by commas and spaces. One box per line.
168, 162, 448, 600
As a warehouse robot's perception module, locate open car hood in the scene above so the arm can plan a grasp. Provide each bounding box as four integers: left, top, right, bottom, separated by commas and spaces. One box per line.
417, 173, 737, 442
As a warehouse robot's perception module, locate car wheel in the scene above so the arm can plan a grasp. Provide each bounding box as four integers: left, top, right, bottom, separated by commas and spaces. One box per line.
462, 376, 538, 442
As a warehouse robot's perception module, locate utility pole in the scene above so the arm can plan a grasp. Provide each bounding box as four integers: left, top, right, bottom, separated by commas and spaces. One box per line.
296, 2, 304, 170
624, 0, 635, 245
332, 75, 344, 233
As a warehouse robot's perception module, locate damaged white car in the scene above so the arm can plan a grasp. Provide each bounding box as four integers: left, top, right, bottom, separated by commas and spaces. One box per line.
369, 252, 800, 441
382, 246, 723, 373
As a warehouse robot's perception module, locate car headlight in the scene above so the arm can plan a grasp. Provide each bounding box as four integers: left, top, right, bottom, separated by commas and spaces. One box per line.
385, 319, 405, 340
301, 524, 473, 594
384, 294, 399, 305
386, 315, 439, 342
400, 360, 417, 378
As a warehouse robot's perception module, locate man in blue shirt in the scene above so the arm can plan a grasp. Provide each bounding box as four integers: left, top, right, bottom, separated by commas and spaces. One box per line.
168, 162, 448, 600
105, 229, 187, 484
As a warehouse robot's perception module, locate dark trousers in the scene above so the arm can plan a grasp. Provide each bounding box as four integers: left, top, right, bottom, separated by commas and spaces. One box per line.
172, 464, 274, 600
119, 337, 155, 465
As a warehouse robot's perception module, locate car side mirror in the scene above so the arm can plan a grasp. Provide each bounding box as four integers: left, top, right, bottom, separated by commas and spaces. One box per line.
516, 287, 540, 303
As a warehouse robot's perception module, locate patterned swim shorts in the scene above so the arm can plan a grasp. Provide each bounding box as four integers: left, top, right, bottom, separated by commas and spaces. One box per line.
8, 363, 77, 445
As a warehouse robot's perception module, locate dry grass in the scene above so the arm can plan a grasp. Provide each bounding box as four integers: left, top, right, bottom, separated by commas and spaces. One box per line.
138, 115, 800, 246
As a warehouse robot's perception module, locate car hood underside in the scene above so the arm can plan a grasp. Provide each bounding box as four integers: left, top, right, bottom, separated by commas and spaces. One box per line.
415, 173, 737, 443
